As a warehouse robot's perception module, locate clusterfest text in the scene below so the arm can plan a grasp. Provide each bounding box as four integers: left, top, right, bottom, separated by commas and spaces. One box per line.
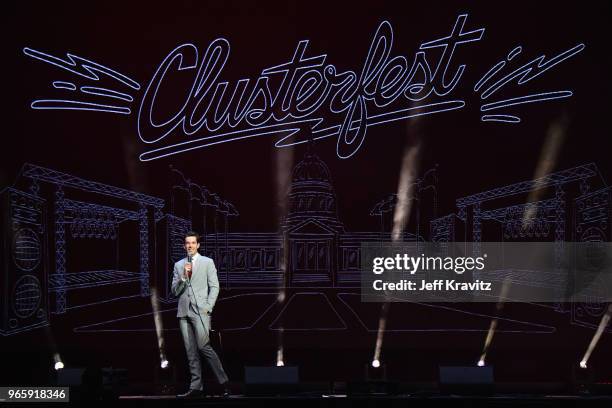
138, 15, 482, 160
24, 14, 585, 161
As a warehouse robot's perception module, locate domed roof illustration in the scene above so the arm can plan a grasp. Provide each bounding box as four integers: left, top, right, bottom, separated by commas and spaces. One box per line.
284, 146, 344, 232
291, 150, 332, 184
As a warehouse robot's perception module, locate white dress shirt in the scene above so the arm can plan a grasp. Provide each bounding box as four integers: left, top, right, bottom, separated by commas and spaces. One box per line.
181, 252, 199, 281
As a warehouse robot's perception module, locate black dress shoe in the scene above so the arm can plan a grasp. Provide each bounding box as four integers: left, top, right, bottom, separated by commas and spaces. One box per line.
221, 382, 230, 397
177, 389, 203, 399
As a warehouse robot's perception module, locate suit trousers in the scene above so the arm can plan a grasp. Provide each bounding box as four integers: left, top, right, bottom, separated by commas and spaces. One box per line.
179, 313, 228, 391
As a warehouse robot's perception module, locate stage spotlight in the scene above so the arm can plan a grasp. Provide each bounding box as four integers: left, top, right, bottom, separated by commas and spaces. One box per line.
276, 346, 285, 367
391, 143, 420, 242
53, 353, 64, 370
477, 280, 510, 369
579, 304, 611, 373
371, 131, 421, 371
151, 287, 169, 375
521, 115, 568, 230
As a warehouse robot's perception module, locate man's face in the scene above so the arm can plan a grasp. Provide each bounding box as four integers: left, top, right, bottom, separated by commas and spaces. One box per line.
184, 236, 200, 256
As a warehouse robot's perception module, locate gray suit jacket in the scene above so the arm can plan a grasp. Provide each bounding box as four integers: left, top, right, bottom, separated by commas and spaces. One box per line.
171, 254, 220, 318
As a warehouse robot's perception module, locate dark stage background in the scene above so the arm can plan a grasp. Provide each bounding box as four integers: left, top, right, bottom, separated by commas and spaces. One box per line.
2, 0, 611, 393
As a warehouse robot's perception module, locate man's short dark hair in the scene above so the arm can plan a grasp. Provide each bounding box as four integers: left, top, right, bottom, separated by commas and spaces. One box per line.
185, 231, 200, 243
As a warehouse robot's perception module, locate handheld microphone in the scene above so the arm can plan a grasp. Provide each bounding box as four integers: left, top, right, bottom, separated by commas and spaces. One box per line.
186, 253, 193, 280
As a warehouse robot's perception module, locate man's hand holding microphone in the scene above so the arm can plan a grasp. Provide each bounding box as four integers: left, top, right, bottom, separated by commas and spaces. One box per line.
182, 255, 193, 281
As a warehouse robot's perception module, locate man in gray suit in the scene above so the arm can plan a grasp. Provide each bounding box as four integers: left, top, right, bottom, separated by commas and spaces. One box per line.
172, 231, 230, 398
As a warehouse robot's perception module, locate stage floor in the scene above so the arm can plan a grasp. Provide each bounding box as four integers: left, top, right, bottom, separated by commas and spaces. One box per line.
115, 393, 612, 407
